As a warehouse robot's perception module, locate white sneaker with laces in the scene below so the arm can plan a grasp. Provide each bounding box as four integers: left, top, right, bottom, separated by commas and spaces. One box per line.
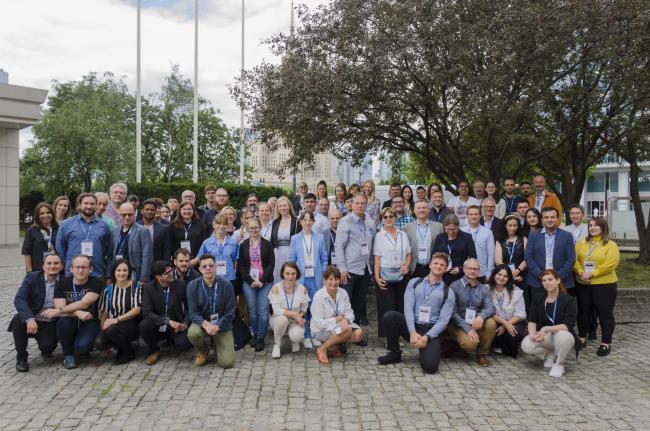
291, 342, 300, 353
312, 339, 322, 347
543, 355, 555, 368
303, 338, 314, 349
549, 364, 565, 378
272, 344, 281, 359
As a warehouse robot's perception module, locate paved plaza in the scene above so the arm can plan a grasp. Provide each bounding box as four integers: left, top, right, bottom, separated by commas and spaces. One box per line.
0, 247, 648, 430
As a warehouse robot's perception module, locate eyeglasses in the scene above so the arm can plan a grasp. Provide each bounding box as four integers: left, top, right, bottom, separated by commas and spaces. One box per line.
465, 267, 480, 271
120, 213, 135, 217
482, 206, 496, 209
72, 265, 90, 270
200, 264, 215, 269
216, 194, 228, 198
383, 215, 395, 219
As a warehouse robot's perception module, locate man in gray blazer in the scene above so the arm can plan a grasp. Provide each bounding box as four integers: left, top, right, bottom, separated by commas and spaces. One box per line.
403, 200, 444, 279
323, 208, 342, 266
107, 203, 153, 282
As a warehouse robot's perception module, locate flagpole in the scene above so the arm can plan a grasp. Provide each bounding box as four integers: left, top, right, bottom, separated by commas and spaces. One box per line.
192, 0, 199, 183
239, 0, 245, 184
136, 0, 142, 183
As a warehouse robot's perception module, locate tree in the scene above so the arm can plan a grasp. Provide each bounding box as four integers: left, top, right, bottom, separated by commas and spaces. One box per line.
25, 72, 135, 198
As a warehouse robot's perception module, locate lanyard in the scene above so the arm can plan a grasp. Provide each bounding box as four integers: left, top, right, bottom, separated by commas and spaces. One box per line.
470, 228, 479, 243
303, 234, 313, 259
447, 241, 453, 256
71, 282, 79, 300
544, 231, 556, 257
545, 299, 558, 324
417, 222, 429, 242
328, 296, 339, 316
106, 284, 115, 316
215, 237, 226, 260
283, 283, 295, 311
356, 216, 366, 239
423, 279, 442, 303
384, 230, 400, 248
184, 223, 192, 240
536, 194, 544, 209
250, 239, 261, 262
574, 225, 585, 244
588, 238, 598, 256
163, 287, 169, 316
41, 228, 53, 249
505, 196, 516, 213
330, 231, 336, 250
507, 241, 516, 264
462, 280, 480, 309
261, 223, 272, 238
431, 208, 444, 223
201, 279, 218, 313
78, 217, 94, 239
118, 227, 131, 254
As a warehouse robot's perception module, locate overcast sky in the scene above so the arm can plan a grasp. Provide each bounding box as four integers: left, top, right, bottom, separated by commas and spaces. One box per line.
0, 0, 327, 154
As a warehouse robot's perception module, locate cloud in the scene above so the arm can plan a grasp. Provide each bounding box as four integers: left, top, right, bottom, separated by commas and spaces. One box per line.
0, 0, 328, 154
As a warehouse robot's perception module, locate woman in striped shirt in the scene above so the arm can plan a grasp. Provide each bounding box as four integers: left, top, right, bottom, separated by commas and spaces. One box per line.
94, 259, 142, 365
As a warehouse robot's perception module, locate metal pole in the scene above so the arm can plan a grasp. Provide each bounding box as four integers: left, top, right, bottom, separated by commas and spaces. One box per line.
136, 0, 142, 183
239, 0, 245, 184
192, 0, 199, 183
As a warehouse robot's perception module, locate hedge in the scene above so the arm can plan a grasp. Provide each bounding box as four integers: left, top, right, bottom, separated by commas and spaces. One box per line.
20, 181, 290, 217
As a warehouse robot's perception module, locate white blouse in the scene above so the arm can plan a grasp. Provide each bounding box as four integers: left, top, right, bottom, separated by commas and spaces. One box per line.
491, 286, 526, 321
310, 287, 355, 333
268, 282, 310, 316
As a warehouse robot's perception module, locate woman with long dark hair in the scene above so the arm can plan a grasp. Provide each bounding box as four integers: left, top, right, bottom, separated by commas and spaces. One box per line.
164, 201, 209, 260
488, 265, 526, 357
523, 208, 542, 238
22, 202, 58, 272
401, 185, 415, 217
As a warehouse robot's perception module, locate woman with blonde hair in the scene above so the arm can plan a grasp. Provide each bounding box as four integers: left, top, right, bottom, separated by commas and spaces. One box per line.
233, 207, 255, 244
220, 206, 238, 237
271, 196, 302, 284
363, 179, 381, 225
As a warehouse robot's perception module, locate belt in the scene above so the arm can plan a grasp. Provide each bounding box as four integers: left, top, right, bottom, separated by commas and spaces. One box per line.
277, 240, 290, 246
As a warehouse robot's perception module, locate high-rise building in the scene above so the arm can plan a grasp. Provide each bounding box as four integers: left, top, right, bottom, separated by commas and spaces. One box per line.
0, 69, 8, 84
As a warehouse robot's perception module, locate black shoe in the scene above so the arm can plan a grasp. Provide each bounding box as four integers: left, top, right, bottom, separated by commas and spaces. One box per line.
377, 352, 402, 365
597, 345, 611, 357
588, 333, 597, 341
250, 337, 257, 348
16, 360, 29, 372
580, 339, 587, 348
354, 339, 368, 347
254, 337, 265, 352
41, 351, 53, 359
358, 318, 370, 326
113, 348, 136, 365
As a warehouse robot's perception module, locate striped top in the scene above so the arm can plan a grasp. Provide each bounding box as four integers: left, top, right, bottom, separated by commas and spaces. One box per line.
99, 282, 143, 318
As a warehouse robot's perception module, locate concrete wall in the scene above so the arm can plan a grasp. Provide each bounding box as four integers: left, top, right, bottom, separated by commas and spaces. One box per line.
0, 127, 19, 245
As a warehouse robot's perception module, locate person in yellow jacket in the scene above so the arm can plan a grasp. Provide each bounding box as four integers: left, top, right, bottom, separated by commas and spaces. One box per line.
573, 217, 620, 356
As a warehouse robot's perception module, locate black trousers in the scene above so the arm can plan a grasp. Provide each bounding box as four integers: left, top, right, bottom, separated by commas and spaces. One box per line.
139, 318, 192, 354
376, 279, 406, 338
492, 321, 527, 358
411, 264, 429, 279
344, 269, 370, 323
576, 282, 617, 344
94, 319, 140, 353
10, 314, 58, 361
383, 311, 441, 374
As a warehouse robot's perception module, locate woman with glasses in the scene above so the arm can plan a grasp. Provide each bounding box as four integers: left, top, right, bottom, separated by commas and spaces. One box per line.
373, 207, 411, 338
94, 259, 142, 365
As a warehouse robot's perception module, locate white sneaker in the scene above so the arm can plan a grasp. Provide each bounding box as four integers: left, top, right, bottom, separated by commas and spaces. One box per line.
291, 342, 300, 353
543, 355, 555, 368
312, 338, 322, 347
271, 344, 281, 359
493, 347, 503, 354
303, 338, 314, 349
549, 364, 565, 378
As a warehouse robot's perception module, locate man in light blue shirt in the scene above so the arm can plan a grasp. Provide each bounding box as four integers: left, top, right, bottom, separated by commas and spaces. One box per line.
462, 206, 495, 282
56, 193, 111, 278
377, 252, 456, 373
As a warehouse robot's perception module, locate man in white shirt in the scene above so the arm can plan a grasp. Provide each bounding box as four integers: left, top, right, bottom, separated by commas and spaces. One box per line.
462, 206, 495, 282
473, 180, 486, 202
564, 204, 588, 245
447, 181, 480, 230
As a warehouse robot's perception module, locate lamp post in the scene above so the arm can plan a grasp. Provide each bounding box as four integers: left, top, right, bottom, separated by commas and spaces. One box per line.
192, 0, 199, 183
239, 0, 245, 184
136, 0, 142, 183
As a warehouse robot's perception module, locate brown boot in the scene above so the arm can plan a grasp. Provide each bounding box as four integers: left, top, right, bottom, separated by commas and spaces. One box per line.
477, 354, 490, 367
194, 351, 208, 366
145, 351, 161, 365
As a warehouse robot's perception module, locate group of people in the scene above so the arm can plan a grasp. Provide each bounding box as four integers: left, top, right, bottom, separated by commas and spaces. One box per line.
12, 176, 620, 378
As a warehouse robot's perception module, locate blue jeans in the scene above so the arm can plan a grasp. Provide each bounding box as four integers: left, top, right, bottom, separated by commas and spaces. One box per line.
56, 317, 100, 356
303, 277, 317, 339
242, 281, 272, 338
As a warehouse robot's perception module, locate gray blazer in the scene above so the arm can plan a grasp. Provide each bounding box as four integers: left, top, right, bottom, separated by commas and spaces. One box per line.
403, 219, 443, 274
108, 223, 153, 281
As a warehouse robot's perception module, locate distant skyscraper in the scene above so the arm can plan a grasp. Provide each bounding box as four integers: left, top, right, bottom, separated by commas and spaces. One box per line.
0, 69, 8, 84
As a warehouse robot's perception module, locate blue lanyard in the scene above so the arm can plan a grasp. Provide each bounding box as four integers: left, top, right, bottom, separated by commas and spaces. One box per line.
470, 228, 479, 243
462, 280, 480, 309
283, 283, 295, 310
261, 223, 272, 238
356, 216, 366, 238
118, 227, 130, 254
545, 231, 556, 257
328, 297, 339, 316
417, 222, 429, 242
184, 223, 192, 240
545, 299, 558, 324
41, 228, 53, 249
505, 196, 514, 213
447, 241, 453, 256
214, 237, 226, 260
432, 208, 443, 222
384, 230, 400, 248
163, 287, 169, 316
71, 282, 79, 301
507, 241, 516, 264
423, 279, 442, 303
106, 284, 115, 316
78, 217, 94, 240
250, 239, 261, 262
536, 194, 544, 209
302, 234, 313, 258
201, 279, 218, 313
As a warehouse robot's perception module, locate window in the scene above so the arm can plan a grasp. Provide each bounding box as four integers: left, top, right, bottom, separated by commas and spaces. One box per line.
587, 174, 605, 192
609, 174, 618, 192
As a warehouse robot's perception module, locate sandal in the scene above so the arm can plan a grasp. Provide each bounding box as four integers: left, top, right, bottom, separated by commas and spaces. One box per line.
316, 349, 330, 365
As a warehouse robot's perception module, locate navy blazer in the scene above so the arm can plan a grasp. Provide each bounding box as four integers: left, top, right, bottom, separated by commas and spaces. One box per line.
432, 231, 477, 285
108, 223, 153, 281
480, 216, 506, 243
525, 228, 576, 288
13, 271, 63, 323
137, 221, 167, 264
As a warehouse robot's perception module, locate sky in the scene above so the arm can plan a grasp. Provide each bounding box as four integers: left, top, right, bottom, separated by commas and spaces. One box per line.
0, 0, 328, 154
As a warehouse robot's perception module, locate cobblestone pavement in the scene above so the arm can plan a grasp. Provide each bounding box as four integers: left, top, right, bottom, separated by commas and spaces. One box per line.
0, 251, 648, 430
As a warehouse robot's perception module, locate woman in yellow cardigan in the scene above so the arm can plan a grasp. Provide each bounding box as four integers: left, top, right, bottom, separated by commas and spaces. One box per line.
573, 217, 620, 356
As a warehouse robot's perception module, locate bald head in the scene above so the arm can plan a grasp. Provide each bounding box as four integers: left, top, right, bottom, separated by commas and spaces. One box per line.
119, 203, 136, 227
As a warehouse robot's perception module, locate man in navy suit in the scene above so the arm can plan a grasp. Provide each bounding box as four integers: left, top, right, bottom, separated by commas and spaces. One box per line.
524, 207, 576, 310
480, 197, 506, 243
10, 254, 63, 372
107, 203, 152, 282
139, 199, 167, 265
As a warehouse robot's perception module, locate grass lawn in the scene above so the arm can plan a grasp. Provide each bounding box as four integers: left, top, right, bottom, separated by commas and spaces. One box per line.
617, 253, 650, 288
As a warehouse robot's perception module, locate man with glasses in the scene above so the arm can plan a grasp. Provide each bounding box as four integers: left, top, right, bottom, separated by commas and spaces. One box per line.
480, 197, 506, 243
391, 196, 415, 230
447, 258, 496, 367
107, 203, 152, 283
56, 193, 111, 278
104, 182, 128, 225
139, 261, 191, 365
404, 200, 444, 279
41, 255, 102, 369
382, 183, 402, 209
186, 254, 236, 368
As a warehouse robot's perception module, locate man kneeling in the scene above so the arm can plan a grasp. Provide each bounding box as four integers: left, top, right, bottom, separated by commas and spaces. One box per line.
377, 252, 456, 374
186, 254, 236, 368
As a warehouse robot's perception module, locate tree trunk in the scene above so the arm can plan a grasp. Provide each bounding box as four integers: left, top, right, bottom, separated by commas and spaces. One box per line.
628, 158, 650, 265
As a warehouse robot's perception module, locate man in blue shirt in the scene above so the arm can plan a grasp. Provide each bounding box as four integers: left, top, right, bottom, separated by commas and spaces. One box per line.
56, 193, 111, 278
186, 254, 235, 368
377, 252, 456, 374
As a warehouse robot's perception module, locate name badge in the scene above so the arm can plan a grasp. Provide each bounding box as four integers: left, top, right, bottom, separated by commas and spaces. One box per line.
116, 254, 123, 261
216, 260, 227, 276
508, 264, 516, 273
361, 243, 369, 256
418, 306, 431, 323
584, 261, 596, 273
250, 268, 260, 281
210, 313, 219, 325
447, 260, 452, 271
465, 308, 477, 324
43, 251, 54, 259
81, 241, 93, 257
330, 252, 337, 263
418, 247, 428, 262
333, 326, 343, 335
180, 240, 191, 253
545, 257, 553, 269
305, 265, 315, 278
388, 251, 401, 267
159, 324, 167, 333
